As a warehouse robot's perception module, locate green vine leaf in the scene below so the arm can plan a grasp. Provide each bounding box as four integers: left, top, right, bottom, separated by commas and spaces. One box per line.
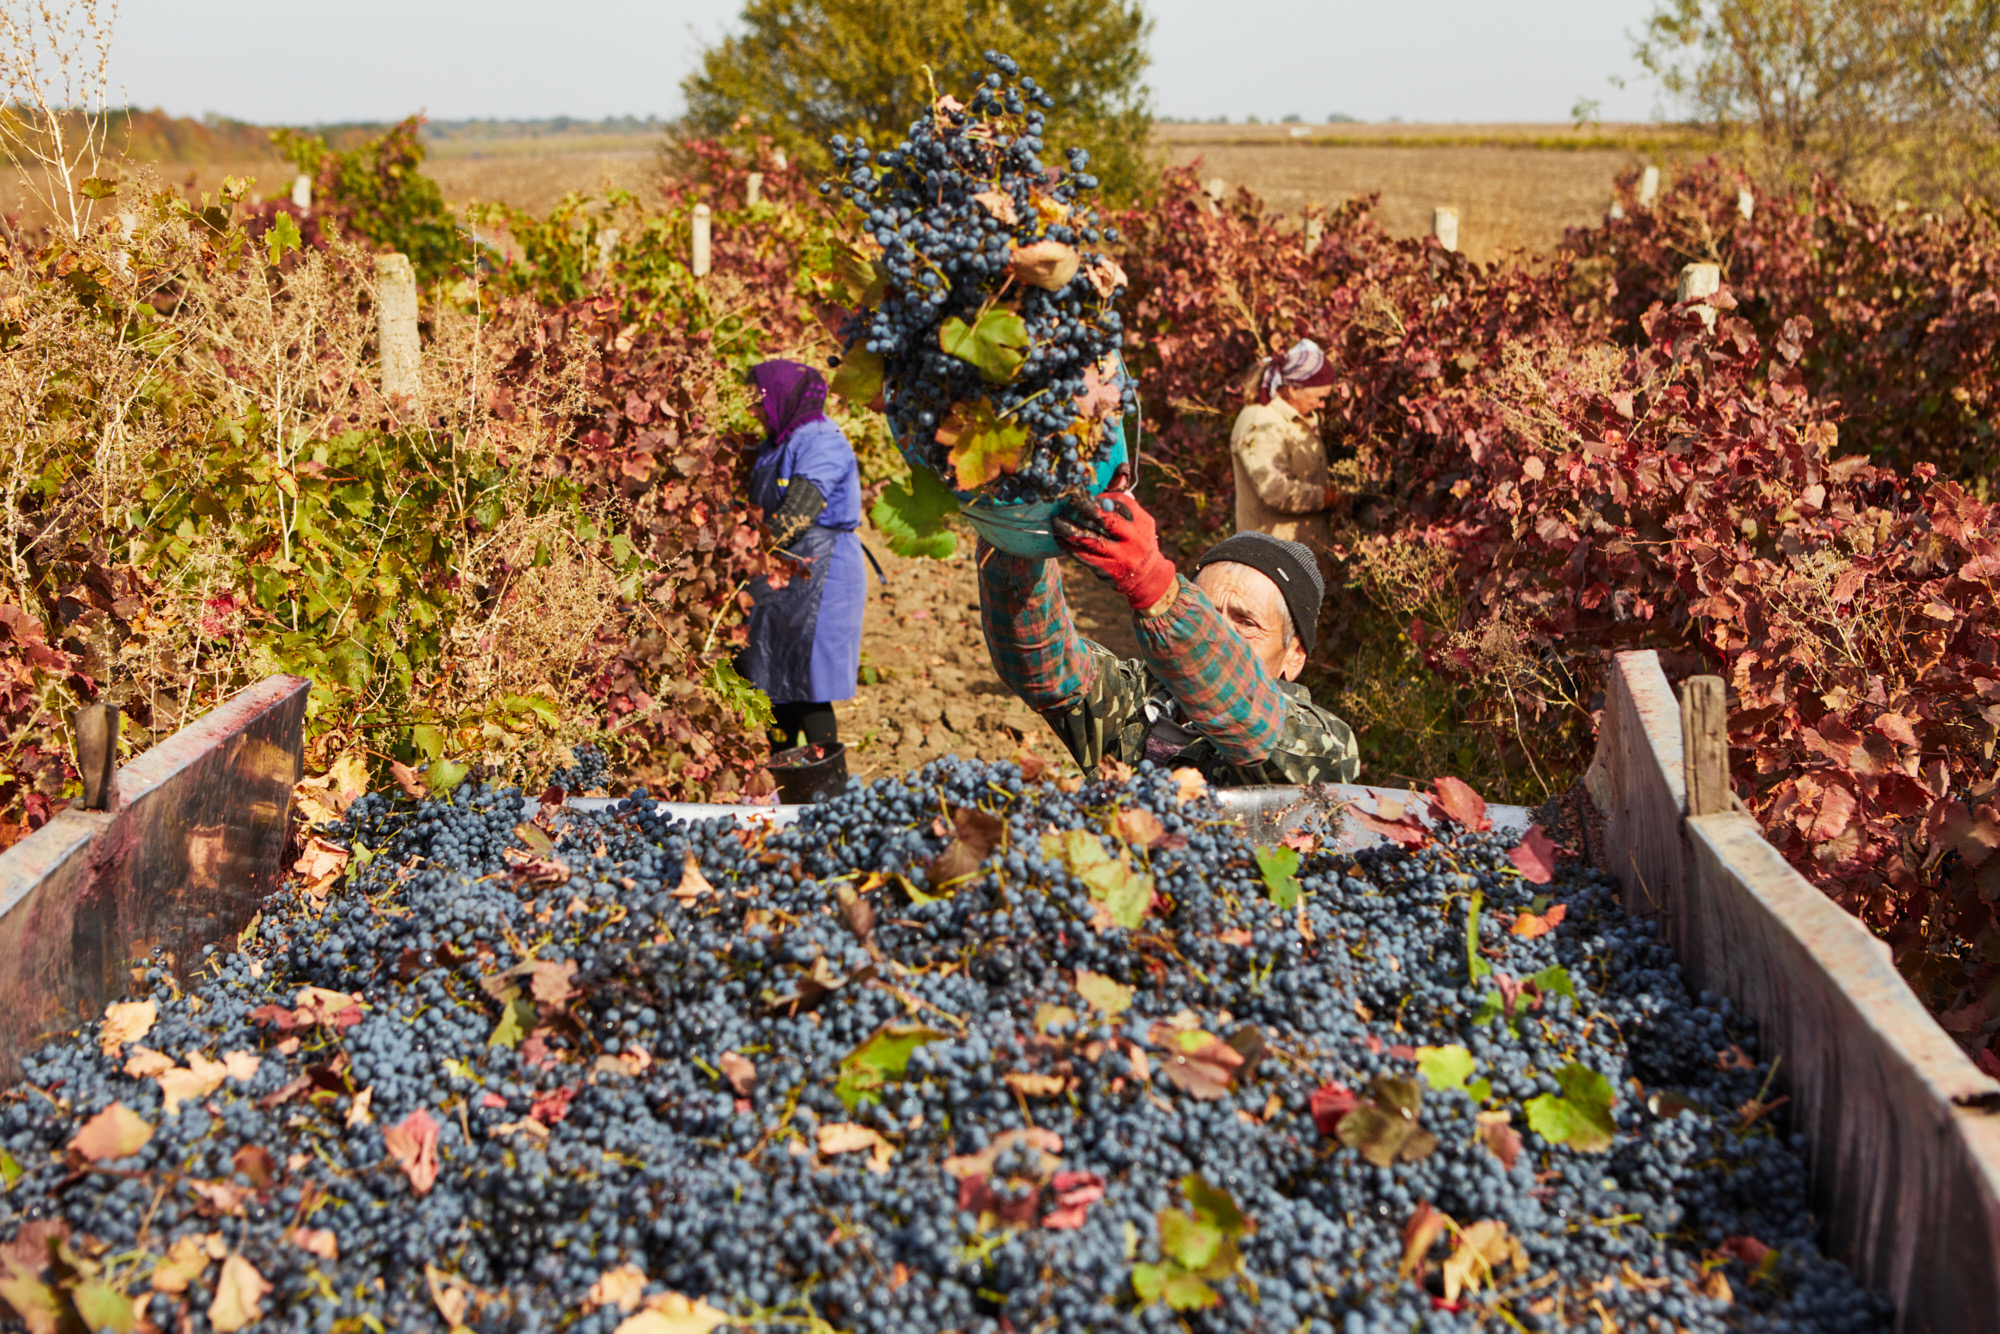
1524, 1062, 1617, 1153
938, 308, 1031, 383
830, 346, 884, 404
868, 464, 960, 559
1253, 845, 1301, 909
835, 1024, 945, 1109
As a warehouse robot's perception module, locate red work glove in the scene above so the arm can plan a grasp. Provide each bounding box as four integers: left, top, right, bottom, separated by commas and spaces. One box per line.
1053, 491, 1178, 613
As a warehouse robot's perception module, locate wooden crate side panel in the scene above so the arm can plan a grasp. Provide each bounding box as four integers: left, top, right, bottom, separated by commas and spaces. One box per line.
1686, 815, 2000, 1331
0, 676, 309, 1078
1587, 648, 1688, 938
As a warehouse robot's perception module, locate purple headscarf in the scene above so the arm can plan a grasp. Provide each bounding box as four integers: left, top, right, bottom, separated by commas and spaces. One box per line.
751, 360, 829, 447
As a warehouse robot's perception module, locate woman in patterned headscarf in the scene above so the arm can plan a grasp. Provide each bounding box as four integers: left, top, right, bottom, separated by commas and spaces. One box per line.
734, 360, 866, 771
1228, 338, 1341, 553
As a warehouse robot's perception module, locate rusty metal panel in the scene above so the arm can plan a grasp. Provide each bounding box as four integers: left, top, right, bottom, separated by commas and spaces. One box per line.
1592, 650, 2000, 1332
0, 675, 310, 1080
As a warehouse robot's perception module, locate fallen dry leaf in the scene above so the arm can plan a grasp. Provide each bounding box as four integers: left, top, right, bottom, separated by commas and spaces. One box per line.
1399, 1201, 1449, 1280
1509, 824, 1560, 884
221, 1050, 260, 1083
123, 1046, 175, 1078
100, 998, 158, 1057
588, 1263, 650, 1314
1431, 776, 1492, 832
1354, 808, 1429, 847
1148, 1023, 1245, 1100
427, 1265, 473, 1327
291, 1227, 337, 1260
943, 1127, 1064, 1181
718, 1051, 756, 1096
346, 1087, 374, 1128
390, 760, 427, 800
68, 1102, 153, 1162
158, 1052, 230, 1116
817, 1121, 895, 1172
231, 1144, 277, 1188
190, 1179, 251, 1217
292, 836, 350, 882
672, 850, 714, 904
1083, 254, 1128, 299
207, 1254, 271, 1333
150, 1235, 213, 1293
1009, 239, 1081, 290
970, 190, 1018, 225
384, 1108, 441, 1194
615, 1294, 731, 1334
1040, 1169, 1106, 1229
1476, 1110, 1523, 1170
491, 1117, 550, 1140
1003, 1071, 1068, 1098
1114, 808, 1167, 849
1509, 903, 1568, 938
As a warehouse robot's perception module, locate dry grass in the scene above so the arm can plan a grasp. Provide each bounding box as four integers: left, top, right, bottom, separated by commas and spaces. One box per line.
1167, 141, 1723, 262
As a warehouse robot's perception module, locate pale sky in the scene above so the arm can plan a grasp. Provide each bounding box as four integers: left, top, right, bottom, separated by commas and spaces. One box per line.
108, 0, 1664, 126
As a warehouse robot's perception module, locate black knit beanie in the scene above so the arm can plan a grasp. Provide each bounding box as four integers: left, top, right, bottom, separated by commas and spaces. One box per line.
1193, 532, 1325, 652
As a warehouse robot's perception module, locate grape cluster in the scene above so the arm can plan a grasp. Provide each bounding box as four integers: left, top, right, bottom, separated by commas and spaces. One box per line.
824, 52, 1134, 500
0, 758, 1887, 1333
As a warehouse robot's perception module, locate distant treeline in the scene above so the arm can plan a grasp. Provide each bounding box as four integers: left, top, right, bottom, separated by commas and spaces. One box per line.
17, 110, 670, 167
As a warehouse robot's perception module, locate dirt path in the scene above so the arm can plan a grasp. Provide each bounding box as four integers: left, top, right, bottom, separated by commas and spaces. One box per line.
833, 530, 1140, 781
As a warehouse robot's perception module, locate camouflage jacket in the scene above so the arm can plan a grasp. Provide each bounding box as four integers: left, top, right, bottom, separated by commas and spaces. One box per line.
977, 545, 1361, 787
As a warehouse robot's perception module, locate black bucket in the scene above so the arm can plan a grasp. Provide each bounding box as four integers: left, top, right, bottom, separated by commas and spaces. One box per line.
769, 741, 848, 804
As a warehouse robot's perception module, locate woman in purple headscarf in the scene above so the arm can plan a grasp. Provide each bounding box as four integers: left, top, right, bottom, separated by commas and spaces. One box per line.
734, 360, 866, 770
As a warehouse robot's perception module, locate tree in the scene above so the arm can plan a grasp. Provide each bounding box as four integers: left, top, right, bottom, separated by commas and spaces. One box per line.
1632, 0, 2000, 200
681, 0, 1156, 202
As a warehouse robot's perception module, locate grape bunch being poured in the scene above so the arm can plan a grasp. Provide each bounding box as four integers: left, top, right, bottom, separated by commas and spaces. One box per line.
819, 52, 1134, 503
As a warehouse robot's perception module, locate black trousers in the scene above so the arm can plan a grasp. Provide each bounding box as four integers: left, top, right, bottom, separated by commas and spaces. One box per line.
771, 701, 838, 750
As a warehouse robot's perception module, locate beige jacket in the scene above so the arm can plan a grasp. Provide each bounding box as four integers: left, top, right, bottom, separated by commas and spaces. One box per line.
1230, 397, 1330, 551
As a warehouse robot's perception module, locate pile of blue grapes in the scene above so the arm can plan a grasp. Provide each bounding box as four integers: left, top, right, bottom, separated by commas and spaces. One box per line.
825, 52, 1134, 500
0, 758, 1888, 1333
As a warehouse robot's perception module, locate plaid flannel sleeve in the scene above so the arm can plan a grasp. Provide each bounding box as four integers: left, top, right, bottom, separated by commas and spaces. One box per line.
977, 543, 1156, 772
976, 543, 1096, 712
1132, 577, 1288, 766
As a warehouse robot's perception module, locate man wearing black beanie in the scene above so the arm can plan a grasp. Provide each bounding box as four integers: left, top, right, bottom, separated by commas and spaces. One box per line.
976, 486, 1360, 786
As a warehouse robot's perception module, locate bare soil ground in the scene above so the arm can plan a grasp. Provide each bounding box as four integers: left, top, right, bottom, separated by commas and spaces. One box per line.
836, 528, 1140, 781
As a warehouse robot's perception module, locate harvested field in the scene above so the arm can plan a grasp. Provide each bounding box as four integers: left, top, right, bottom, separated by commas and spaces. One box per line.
3, 121, 1722, 263
1159, 122, 1717, 260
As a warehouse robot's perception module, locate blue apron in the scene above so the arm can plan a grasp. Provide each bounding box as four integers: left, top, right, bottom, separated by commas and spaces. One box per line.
736, 419, 866, 704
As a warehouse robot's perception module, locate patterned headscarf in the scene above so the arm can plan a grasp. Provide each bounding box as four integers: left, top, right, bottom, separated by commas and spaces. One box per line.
750, 360, 828, 447
1258, 338, 1338, 404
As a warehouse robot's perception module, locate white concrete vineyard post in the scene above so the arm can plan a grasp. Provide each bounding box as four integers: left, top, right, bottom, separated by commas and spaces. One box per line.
1204, 177, 1225, 214
1610, 201, 1626, 220
1432, 206, 1459, 253
376, 253, 421, 405
746, 172, 764, 206
1303, 215, 1323, 256
772, 148, 788, 171
691, 204, 713, 278
291, 174, 312, 211
1638, 164, 1660, 208
1738, 188, 1755, 220
1677, 261, 1721, 330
